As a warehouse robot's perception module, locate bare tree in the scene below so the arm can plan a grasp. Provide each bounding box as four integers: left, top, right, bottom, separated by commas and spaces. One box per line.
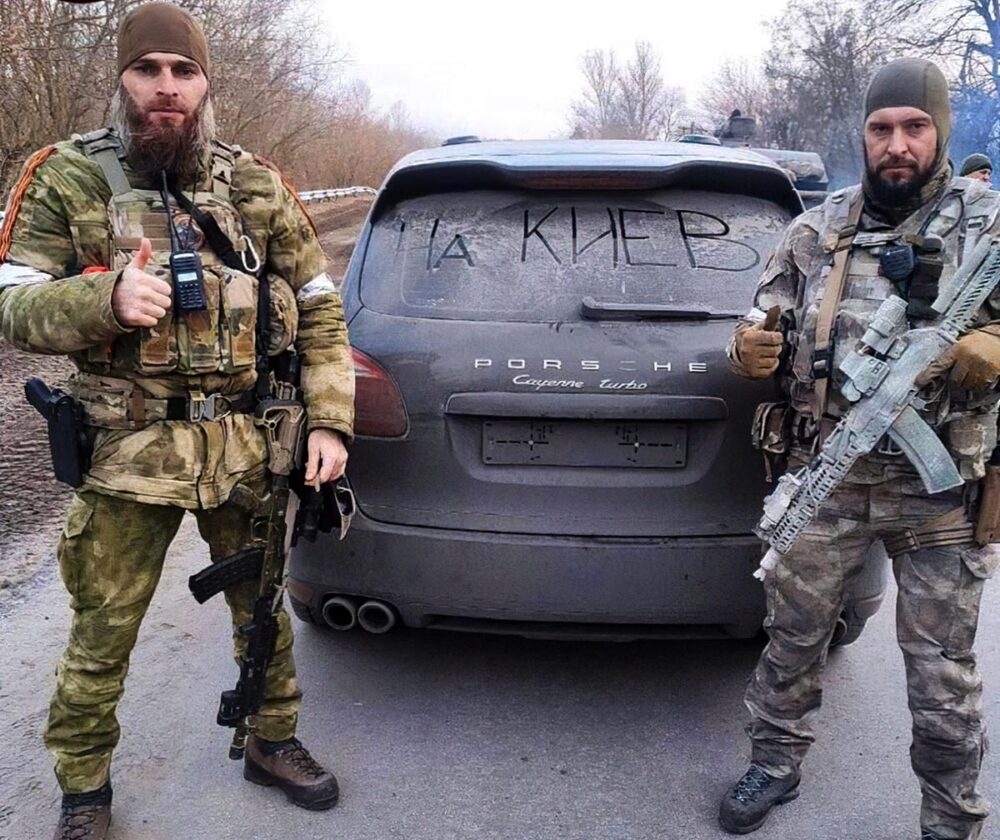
700, 59, 770, 130
570, 49, 624, 139
569, 41, 686, 140
870, 0, 1000, 160
761, 0, 891, 185
618, 42, 686, 140
0, 0, 128, 187
0, 0, 429, 193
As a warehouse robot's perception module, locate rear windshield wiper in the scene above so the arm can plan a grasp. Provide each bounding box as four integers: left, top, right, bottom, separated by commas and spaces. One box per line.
580, 296, 742, 321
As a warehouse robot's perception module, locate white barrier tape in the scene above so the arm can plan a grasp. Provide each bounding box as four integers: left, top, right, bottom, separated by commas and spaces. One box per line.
0, 189, 372, 229
298, 186, 377, 204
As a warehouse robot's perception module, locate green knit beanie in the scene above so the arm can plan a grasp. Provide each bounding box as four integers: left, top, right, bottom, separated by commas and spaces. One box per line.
864, 57, 951, 161
960, 153, 992, 177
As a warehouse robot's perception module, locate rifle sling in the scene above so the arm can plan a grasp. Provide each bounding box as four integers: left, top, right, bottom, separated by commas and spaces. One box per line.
166, 182, 271, 400
811, 196, 864, 429
167, 184, 246, 273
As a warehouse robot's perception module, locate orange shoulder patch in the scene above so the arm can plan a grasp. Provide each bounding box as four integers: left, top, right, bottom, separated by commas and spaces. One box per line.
253, 154, 318, 237
0, 145, 58, 261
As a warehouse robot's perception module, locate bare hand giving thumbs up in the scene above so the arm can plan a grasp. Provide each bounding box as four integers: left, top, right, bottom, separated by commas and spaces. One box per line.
111, 238, 173, 328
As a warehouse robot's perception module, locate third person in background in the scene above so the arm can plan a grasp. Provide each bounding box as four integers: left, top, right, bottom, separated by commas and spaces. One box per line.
960, 153, 993, 184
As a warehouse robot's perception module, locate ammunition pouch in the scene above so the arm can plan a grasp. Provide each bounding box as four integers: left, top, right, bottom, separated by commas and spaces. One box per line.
975, 464, 1000, 545
751, 401, 791, 482
24, 378, 93, 488
883, 507, 976, 557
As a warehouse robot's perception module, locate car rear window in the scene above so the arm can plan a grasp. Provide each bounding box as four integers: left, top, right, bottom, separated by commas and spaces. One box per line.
359, 188, 792, 321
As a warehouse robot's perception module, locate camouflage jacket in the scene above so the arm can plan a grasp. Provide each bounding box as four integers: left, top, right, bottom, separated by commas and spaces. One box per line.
729, 176, 1000, 483
0, 133, 355, 508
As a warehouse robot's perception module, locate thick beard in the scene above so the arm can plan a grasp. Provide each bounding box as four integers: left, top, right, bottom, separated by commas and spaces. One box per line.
110, 82, 216, 182
864, 159, 933, 209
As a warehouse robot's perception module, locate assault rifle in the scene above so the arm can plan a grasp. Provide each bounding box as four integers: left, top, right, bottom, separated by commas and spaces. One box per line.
755, 237, 1000, 580
188, 369, 305, 758
187, 354, 354, 760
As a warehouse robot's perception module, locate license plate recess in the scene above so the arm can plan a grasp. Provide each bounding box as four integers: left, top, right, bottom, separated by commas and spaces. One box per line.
482, 420, 687, 468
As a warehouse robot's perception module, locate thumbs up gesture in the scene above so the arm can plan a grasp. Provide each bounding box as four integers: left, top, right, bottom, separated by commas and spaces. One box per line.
111, 238, 173, 328
734, 305, 784, 379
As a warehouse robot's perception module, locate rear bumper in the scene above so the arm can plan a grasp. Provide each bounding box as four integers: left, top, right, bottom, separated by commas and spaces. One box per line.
289, 510, 787, 639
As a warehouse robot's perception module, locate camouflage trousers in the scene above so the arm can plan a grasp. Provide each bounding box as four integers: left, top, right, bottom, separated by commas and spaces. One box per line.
44, 486, 302, 794
745, 475, 997, 839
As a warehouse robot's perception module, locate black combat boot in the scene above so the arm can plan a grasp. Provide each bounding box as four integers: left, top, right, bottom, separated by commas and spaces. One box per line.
52, 782, 112, 840
244, 735, 339, 810
920, 834, 947, 840
718, 764, 800, 834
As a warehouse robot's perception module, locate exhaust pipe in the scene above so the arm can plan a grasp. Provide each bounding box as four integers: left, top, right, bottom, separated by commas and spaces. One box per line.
321, 596, 358, 631
357, 600, 397, 634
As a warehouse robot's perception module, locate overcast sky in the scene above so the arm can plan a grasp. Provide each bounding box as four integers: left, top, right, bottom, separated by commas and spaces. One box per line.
320, 0, 789, 140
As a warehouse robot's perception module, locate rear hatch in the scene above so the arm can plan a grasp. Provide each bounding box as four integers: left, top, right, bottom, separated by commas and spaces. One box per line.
346, 163, 792, 538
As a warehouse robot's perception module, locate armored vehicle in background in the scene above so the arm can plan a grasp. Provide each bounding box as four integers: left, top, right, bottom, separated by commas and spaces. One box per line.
716, 111, 829, 209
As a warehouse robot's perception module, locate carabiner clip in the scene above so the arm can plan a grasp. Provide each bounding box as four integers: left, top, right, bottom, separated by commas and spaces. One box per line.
239, 234, 262, 274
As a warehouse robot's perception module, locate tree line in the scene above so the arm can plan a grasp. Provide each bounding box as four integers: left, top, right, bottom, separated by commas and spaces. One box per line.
570, 0, 1000, 189
3, 0, 996, 199
0, 0, 433, 195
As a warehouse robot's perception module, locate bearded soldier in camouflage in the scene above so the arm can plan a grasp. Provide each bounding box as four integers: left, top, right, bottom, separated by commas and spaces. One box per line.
718, 58, 1000, 840
0, 5, 354, 838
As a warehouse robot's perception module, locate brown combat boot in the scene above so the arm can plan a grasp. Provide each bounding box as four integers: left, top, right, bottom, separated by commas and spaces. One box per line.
243, 735, 340, 810
53, 782, 112, 840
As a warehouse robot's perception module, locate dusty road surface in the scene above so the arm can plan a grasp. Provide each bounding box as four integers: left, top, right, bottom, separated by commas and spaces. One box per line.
0, 346, 73, 600
309, 195, 373, 282
4, 193, 1000, 838
0, 523, 999, 840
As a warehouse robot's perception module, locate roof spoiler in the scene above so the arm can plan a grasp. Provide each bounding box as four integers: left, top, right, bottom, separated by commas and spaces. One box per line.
370, 157, 805, 221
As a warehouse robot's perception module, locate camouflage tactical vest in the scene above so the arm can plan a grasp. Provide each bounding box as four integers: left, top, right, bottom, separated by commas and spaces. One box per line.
788, 178, 1000, 478
790, 180, 1000, 416
76, 129, 261, 378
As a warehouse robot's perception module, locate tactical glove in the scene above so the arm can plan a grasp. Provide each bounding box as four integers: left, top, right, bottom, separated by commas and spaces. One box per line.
922, 327, 1000, 390
733, 306, 783, 379
949, 328, 1000, 390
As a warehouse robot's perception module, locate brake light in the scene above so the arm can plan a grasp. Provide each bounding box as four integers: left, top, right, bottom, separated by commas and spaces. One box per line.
353, 349, 408, 437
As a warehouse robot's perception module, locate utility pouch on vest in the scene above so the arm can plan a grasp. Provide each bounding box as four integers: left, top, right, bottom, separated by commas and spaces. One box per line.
24, 378, 92, 488
751, 401, 790, 482
975, 452, 1000, 545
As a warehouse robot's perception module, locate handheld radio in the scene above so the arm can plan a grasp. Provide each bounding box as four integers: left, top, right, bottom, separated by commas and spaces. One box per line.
160, 171, 207, 313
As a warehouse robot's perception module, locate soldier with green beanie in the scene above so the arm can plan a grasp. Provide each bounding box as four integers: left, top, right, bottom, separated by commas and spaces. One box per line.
722, 57, 1000, 839
0, 4, 354, 838
960, 153, 993, 184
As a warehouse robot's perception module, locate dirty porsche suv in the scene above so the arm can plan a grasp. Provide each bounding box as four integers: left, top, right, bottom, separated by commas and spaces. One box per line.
288, 140, 887, 642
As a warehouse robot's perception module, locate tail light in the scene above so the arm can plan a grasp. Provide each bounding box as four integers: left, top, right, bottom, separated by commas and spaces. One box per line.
353, 348, 408, 437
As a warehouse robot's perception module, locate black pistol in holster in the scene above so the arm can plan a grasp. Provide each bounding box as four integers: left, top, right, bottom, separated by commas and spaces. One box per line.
24, 377, 91, 488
